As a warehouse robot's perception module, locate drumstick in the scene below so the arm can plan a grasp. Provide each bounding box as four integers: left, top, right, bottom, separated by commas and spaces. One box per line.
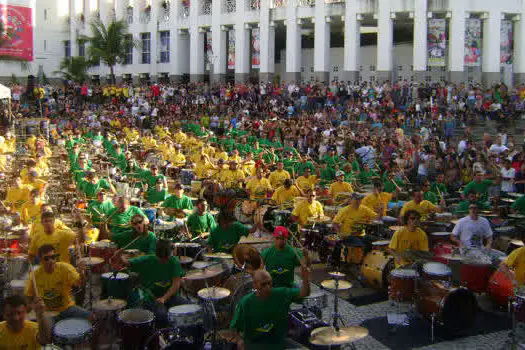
121, 235, 142, 250
288, 230, 309, 269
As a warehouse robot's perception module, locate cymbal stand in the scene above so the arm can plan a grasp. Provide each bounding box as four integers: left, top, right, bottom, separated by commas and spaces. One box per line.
195, 263, 219, 346
327, 275, 346, 332
83, 251, 95, 311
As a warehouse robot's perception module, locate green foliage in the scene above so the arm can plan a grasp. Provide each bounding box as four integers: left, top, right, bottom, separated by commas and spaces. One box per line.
53, 57, 92, 84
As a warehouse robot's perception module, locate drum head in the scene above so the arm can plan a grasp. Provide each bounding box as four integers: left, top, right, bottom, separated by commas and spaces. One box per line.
442, 288, 477, 332
118, 309, 155, 325
423, 262, 451, 276
168, 304, 202, 315
391, 268, 418, 278
54, 319, 92, 343
102, 272, 129, 280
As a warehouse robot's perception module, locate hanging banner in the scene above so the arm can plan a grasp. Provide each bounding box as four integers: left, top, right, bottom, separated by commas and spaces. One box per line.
501, 20, 513, 65
205, 33, 213, 71
427, 19, 447, 67
464, 18, 481, 67
251, 28, 260, 69
227, 29, 235, 70
0, 5, 33, 61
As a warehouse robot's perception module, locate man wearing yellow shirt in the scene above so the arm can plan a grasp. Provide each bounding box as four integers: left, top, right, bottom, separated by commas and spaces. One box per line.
399, 187, 442, 221
0, 295, 51, 349
241, 153, 256, 177
272, 179, 303, 206
268, 162, 291, 188
296, 168, 318, 193
5, 176, 32, 212
291, 190, 324, 226
27, 244, 91, 323
221, 161, 246, 189
389, 210, 429, 267
174, 129, 187, 144
229, 149, 242, 164
362, 181, 393, 217
21, 189, 43, 225
28, 212, 83, 264
246, 169, 272, 200
168, 144, 186, 167
502, 246, 525, 286
328, 171, 354, 202
333, 193, 379, 237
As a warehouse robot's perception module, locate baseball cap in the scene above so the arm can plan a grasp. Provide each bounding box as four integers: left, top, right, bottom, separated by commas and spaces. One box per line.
336, 170, 345, 177
273, 226, 289, 238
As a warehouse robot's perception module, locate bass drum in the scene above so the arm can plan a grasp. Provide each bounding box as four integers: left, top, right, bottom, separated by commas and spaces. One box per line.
253, 205, 277, 233
233, 200, 258, 224
488, 269, 515, 307
359, 251, 394, 290
416, 280, 477, 333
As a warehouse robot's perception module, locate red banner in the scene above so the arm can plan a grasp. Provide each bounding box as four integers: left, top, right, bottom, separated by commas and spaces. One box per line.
0, 5, 33, 61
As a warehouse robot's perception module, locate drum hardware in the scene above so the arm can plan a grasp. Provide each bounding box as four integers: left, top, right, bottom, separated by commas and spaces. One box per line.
53, 318, 93, 346
93, 298, 127, 348
78, 253, 103, 311
289, 308, 329, 347
320, 272, 352, 342
117, 308, 156, 350
309, 326, 369, 348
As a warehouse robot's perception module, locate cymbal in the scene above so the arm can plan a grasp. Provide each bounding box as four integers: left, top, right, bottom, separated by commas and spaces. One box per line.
197, 287, 231, 300
179, 256, 193, 264
232, 244, 263, 271
501, 198, 516, 203
430, 232, 450, 237
321, 279, 352, 291
508, 193, 522, 198
310, 326, 369, 346
308, 216, 332, 223
77, 257, 104, 266
204, 252, 233, 260
389, 225, 404, 231
93, 298, 127, 311
328, 271, 346, 279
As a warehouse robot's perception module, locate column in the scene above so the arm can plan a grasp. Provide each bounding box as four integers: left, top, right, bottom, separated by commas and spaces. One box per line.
482, 12, 502, 86
70, 0, 78, 61
377, 0, 393, 82
448, 2, 466, 83
514, 14, 525, 84
259, 0, 275, 82
234, 25, 251, 82
170, 0, 184, 81
150, 6, 158, 81
189, 28, 205, 82
413, 0, 427, 82
343, 0, 360, 82
285, 15, 302, 83
313, 0, 330, 82
211, 0, 227, 82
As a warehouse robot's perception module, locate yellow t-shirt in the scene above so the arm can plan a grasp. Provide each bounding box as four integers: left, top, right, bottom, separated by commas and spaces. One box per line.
328, 181, 354, 199
296, 175, 317, 192
400, 200, 437, 220
268, 170, 291, 188
242, 161, 256, 177
85, 228, 100, 245
216, 152, 229, 162
246, 177, 272, 200
333, 204, 377, 236
20, 201, 43, 225
28, 228, 77, 263
169, 152, 186, 167
5, 185, 33, 212
272, 186, 301, 206
0, 320, 39, 350
506, 246, 525, 285
26, 262, 79, 312
220, 169, 245, 189
292, 200, 324, 226
174, 131, 187, 144
362, 192, 393, 216
389, 227, 429, 267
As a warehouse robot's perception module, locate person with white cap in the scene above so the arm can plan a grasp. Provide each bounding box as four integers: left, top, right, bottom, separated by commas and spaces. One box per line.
328, 170, 354, 202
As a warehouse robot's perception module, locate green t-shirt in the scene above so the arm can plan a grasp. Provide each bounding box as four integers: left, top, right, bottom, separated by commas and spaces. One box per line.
424, 191, 438, 205
294, 162, 315, 176
113, 231, 157, 254
108, 206, 146, 235
357, 169, 378, 185
208, 222, 249, 253
430, 182, 448, 195
79, 179, 111, 198
455, 200, 491, 214
261, 245, 302, 288
141, 172, 167, 188
319, 167, 335, 184
162, 195, 194, 211
129, 255, 184, 300
463, 180, 493, 201
512, 195, 525, 214
186, 212, 217, 237
230, 287, 301, 348
87, 199, 115, 224
146, 188, 169, 204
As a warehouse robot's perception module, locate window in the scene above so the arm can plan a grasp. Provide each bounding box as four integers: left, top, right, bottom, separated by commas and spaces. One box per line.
369, 65, 375, 72
440, 66, 446, 72
44, 40, 47, 52
141, 33, 150, 64
44, 9, 47, 21
440, 75, 446, 82
333, 66, 339, 72
426, 66, 431, 72
124, 34, 133, 64
333, 76, 339, 81
64, 40, 71, 58
159, 31, 170, 63
468, 67, 474, 73
310, 67, 314, 73
425, 75, 431, 82
398, 65, 403, 71
370, 75, 376, 82
301, 67, 304, 72
127, 6, 134, 24
79, 42, 86, 57
359, 65, 363, 72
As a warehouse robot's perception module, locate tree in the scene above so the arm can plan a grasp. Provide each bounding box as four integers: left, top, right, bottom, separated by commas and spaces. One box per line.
53, 57, 91, 84
81, 18, 137, 84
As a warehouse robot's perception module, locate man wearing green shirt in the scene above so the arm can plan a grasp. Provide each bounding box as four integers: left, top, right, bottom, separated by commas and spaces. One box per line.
511, 194, 525, 214
78, 172, 114, 199
142, 165, 168, 189
161, 183, 194, 217
261, 227, 304, 288
423, 181, 439, 205
186, 199, 217, 239
112, 214, 156, 254
356, 163, 378, 185
87, 191, 115, 240
108, 197, 147, 236
116, 239, 186, 329
230, 268, 311, 350
430, 173, 448, 196
462, 172, 493, 202
207, 213, 257, 253
455, 191, 492, 215
145, 178, 169, 205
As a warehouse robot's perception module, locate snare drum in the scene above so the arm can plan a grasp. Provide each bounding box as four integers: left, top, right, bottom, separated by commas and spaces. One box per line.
381, 216, 398, 225
371, 240, 390, 251
429, 232, 451, 248
101, 272, 132, 300
168, 304, 203, 327
118, 309, 155, 350
389, 269, 419, 302
53, 318, 92, 346
422, 262, 452, 281
174, 242, 202, 259
1, 253, 28, 281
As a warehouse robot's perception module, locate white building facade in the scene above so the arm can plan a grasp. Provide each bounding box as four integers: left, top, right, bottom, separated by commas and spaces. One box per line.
3, 0, 525, 86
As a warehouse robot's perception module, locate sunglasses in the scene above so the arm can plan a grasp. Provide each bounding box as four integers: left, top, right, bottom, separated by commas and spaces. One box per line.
43, 254, 58, 261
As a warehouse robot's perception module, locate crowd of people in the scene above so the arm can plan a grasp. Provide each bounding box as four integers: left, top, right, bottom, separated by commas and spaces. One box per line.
1, 78, 525, 349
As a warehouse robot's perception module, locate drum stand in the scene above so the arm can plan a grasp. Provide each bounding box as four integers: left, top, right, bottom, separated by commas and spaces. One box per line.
83, 253, 95, 311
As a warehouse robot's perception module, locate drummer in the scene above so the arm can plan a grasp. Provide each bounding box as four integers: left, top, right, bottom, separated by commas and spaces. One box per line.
230, 268, 311, 349
160, 182, 194, 218
362, 181, 393, 217
207, 211, 259, 253
268, 161, 291, 188
145, 177, 169, 204
107, 196, 148, 236
261, 226, 305, 288
271, 179, 303, 206
77, 171, 115, 200
451, 203, 493, 250
501, 245, 525, 286
462, 172, 493, 202
186, 199, 217, 240
20, 188, 43, 225
246, 168, 273, 200
388, 210, 429, 267
0, 295, 51, 348
112, 213, 156, 255
115, 239, 186, 328
399, 186, 444, 221
333, 193, 379, 236
295, 168, 318, 193
142, 164, 168, 190
291, 189, 324, 227
455, 190, 491, 215
87, 190, 115, 240
4, 175, 32, 213
328, 170, 354, 202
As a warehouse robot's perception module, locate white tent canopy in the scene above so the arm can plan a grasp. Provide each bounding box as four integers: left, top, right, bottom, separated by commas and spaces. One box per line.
0, 84, 10, 99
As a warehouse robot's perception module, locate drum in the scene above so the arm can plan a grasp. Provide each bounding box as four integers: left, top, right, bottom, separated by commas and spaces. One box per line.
9, 279, 26, 296
89, 240, 117, 274
154, 221, 179, 240
371, 240, 390, 251
429, 232, 451, 248
507, 240, 524, 255
389, 269, 418, 302
422, 262, 452, 280
168, 304, 203, 327
435, 212, 453, 222
93, 299, 127, 340
215, 273, 254, 329
118, 309, 156, 350
288, 309, 329, 347
271, 209, 291, 229
360, 251, 394, 290
253, 205, 276, 232
1, 253, 28, 281
495, 226, 516, 237
143, 207, 157, 225
233, 200, 256, 224
174, 242, 202, 260
417, 281, 477, 332
101, 272, 132, 300
461, 261, 492, 293
432, 243, 456, 264
381, 216, 398, 225
514, 290, 525, 323
182, 265, 226, 297
488, 269, 514, 306
0, 234, 21, 253
324, 206, 341, 219
181, 169, 194, 185
302, 291, 328, 317
53, 318, 92, 345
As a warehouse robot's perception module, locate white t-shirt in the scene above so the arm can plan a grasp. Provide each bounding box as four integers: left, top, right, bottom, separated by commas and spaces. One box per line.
452, 216, 493, 248
501, 167, 515, 192
489, 144, 508, 155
